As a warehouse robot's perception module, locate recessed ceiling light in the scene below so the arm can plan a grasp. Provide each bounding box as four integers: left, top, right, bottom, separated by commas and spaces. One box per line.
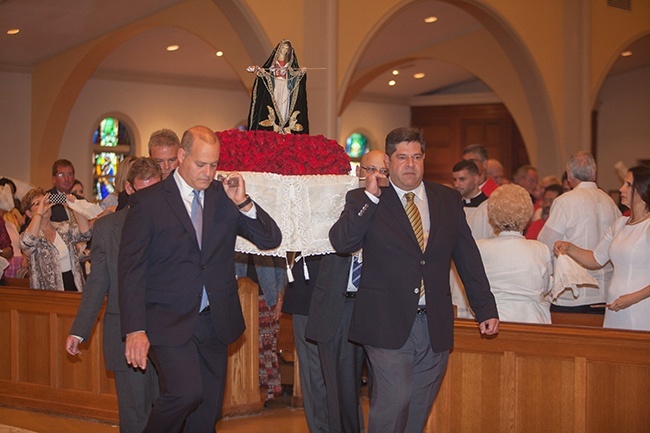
166, 44, 180, 52
6, 29, 20, 35
388, 80, 396, 86
392, 70, 399, 76
215, 51, 224, 57
424, 16, 438, 24
413, 72, 425, 79
621, 50, 633, 57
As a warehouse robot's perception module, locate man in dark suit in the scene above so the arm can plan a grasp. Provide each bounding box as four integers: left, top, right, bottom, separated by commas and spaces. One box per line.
305, 149, 387, 433
329, 127, 499, 433
281, 253, 329, 433
65, 157, 162, 433
49, 159, 76, 222
118, 126, 282, 433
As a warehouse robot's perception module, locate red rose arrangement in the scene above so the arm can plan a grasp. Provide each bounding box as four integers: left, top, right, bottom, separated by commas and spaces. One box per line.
216, 129, 351, 175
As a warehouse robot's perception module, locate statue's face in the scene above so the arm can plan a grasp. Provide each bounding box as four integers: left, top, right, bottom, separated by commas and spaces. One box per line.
278, 43, 290, 61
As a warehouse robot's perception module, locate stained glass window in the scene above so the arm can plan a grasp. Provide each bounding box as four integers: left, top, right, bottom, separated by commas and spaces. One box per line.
92, 117, 133, 201
345, 132, 368, 159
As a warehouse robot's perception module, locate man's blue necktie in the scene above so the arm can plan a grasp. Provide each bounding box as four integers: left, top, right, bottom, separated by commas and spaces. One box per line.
191, 190, 209, 312
351, 256, 362, 289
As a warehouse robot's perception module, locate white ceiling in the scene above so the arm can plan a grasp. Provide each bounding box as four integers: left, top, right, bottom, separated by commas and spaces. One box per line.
0, 0, 648, 100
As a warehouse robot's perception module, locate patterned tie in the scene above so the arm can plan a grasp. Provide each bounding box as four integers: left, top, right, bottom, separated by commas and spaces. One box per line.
405, 192, 425, 299
191, 190, 209, 311
405, 192, 425, 252
351, 256, 362, 289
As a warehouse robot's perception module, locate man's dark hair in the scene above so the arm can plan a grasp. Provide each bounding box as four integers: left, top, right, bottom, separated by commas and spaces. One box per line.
385, 127, 425, 156
452, 160, 479, 176
544, 184, 564, 197
462, 144, 488, 162
127, 157, 163, 186
51, 159, 75, 176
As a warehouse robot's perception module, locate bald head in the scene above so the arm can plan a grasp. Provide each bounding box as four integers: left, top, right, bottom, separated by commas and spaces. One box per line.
357, 150, 388, 178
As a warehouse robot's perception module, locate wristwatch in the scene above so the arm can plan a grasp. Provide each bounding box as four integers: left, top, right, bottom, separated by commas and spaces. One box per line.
237, 195, 253, 209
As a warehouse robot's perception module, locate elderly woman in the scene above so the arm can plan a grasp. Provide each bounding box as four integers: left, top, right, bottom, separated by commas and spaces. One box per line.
20, 188, 91, 291
555, 166, 650, 330
476, 184, 553, 324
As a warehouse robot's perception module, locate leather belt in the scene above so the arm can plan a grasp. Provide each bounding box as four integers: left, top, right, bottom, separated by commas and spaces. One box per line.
416, 307, 427, 315
345, 292, 357, 298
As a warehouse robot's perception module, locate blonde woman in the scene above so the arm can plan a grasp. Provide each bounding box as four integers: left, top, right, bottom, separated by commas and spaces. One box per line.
477, 184, 553, 324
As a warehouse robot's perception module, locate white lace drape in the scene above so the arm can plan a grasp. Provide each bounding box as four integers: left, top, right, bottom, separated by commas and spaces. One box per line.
220, 172, 358, 257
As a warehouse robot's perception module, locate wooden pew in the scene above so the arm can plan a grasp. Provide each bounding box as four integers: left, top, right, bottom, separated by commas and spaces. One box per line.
426, 318, 650, 433
551, 311, 605, 327
0, 278, 262, 422
2, 277, 29, 288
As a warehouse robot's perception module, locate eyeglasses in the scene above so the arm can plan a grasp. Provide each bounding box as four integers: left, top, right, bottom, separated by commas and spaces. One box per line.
55, 172, 74, 178
360, 166, 388, 175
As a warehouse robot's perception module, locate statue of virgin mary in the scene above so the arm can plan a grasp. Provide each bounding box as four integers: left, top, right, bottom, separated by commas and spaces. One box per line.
247, 40, 309, 134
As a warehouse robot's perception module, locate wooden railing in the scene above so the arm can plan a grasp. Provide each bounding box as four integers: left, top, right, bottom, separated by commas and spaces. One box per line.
3, 281, 649, 432
427, 318, 650, 433
0, 278, 262, 422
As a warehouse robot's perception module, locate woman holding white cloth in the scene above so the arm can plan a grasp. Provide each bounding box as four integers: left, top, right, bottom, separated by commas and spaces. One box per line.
555, 166, 650, 330
477, 184, 553, 324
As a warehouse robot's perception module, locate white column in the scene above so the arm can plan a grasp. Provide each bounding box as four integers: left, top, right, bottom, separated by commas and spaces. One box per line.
302, 0, 338, 139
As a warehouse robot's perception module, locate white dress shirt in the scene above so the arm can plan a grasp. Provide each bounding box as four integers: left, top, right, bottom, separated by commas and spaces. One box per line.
368, 181, 429, 305
538, 181, 621, 306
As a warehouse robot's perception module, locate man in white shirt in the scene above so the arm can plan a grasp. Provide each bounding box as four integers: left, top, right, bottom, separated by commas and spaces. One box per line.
538, 151, 621, 312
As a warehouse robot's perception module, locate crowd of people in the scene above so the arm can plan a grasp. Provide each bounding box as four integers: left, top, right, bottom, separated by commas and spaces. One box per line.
1, 126, 648, 433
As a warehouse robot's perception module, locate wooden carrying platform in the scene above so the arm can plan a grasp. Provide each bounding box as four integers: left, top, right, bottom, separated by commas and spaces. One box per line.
0, 277, 262, 422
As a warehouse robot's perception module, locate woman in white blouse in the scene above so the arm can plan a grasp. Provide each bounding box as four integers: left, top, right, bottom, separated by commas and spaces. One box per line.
476, 184, 553, 324
20, 188, 91, 291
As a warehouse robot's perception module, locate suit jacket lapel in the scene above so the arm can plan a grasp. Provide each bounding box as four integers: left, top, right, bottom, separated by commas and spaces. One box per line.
201, 180, 222, 254
163, 176, 200, 250
382, 186, 422, 252
424, 181, 441, 252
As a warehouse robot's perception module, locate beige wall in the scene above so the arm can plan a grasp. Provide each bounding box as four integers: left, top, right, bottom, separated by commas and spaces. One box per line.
339, 98, 411, 152
59, 77, 250, 196
596, 65, 650, 193
0, 71, 32, 183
